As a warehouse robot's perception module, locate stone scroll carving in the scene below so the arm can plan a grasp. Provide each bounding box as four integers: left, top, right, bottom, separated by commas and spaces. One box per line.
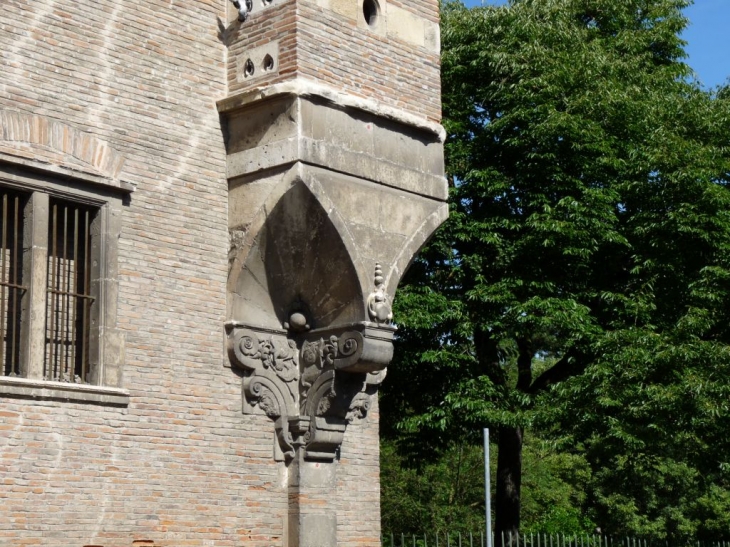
227, 323, 393, 462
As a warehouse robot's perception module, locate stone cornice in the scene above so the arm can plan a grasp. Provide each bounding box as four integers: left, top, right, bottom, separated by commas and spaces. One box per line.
216, 79, 447, 142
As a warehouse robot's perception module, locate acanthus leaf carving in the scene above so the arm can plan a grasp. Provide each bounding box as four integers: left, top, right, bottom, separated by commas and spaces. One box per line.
248, 380, 280, 418
226, 320, 395, 462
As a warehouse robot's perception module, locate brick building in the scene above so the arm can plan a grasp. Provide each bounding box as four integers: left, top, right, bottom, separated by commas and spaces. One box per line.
0, 0, 447, 545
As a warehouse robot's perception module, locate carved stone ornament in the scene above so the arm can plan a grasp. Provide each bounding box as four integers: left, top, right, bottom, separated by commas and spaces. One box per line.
227, 321, 393, 462
367, 263, 393, 325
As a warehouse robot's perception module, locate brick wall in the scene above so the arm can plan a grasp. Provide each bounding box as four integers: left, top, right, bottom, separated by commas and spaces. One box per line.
226, 0, 299, 95
0, 0, 432, 544
337, 401, 383, 547
0, 0, 285, 545
296, 0, 441, 122
226, 0, 441, 122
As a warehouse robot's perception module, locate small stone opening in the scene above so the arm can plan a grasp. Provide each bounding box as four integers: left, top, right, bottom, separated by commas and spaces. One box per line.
262, 0, 273, 5
362, 0, 379, 27
244, 59, 255, 77
263, 54, 274, 72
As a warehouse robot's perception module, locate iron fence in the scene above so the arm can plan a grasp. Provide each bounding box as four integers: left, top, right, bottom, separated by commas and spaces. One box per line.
382, 533, 730, 547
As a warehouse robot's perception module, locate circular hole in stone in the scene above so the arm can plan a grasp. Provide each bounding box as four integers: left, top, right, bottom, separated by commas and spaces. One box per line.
262, 54, 275, 72
244, 59, 255, 77
262, 0, 273, 5
362, 0, 380, 27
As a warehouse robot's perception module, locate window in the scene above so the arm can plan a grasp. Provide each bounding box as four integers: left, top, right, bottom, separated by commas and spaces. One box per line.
0, 186, 106, 384
0, 109, 130, 404
44, 198, 97, 383
0, 172, 127, 404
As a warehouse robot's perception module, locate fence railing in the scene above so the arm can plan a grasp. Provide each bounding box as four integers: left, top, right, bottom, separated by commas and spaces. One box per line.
382, 533, 730, 547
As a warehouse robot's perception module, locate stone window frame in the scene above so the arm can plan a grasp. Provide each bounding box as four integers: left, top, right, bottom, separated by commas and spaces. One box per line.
0, 158, 129, 406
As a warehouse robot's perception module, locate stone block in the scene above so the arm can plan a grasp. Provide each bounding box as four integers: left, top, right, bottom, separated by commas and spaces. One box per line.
387, 4, 426, 47
298, 514, 337, 547
226, 95, 299, 155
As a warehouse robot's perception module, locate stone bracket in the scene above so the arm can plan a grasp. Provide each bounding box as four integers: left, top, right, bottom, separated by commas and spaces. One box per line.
226, 321, 393, 462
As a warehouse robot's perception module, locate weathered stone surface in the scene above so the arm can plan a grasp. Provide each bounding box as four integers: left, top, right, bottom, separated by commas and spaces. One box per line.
223, 93, 447, 199
223, 36, 446, 547
227, 162, 447, 328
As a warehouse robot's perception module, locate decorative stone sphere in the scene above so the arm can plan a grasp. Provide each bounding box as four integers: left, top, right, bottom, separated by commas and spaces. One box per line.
288, 312, 309, 331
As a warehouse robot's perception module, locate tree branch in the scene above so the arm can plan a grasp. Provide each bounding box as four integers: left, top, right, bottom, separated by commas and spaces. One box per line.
516, 337, 533, 393
528, 352, 587, 395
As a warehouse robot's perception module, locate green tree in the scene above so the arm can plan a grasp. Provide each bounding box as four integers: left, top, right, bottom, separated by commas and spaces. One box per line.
380, 0, 730, 541
380, 441, 488, 535
380, 436, 595, 536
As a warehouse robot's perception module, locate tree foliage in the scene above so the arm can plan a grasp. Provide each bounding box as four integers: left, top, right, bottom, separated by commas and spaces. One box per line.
380, 0, 730, 542
381, 437, 595, 536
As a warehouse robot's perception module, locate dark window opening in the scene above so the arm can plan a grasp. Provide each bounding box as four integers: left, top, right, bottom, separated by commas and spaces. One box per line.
363, 0, 379, 27
0, 189, 28, 377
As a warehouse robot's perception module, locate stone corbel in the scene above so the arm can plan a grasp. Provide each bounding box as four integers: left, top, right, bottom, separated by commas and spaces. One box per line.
220, 68, 449, 547
226, 321, 394, 462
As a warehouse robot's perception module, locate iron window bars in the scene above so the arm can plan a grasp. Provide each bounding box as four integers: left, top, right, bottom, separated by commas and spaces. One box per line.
0, 189, 27, 377
0, 186, 99, 384
45, 198, 96, 383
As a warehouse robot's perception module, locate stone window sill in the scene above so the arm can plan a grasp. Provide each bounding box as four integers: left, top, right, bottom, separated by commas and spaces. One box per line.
0, 377, 129, 406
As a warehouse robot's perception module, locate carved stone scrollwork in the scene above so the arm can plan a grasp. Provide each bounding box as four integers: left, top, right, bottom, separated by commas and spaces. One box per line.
226, 320, 395, 462
298, 364, 371, 460
346, 392, 371, 423
345, 370, 386, 423
229, 328, 299, 418
275, 416, 310, 462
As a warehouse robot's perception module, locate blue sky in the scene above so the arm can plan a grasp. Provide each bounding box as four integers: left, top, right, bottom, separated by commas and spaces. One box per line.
683, 0, 730, 88
461, 0, 730, 89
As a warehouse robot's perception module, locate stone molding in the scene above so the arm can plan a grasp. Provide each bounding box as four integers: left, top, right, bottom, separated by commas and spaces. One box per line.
0, 376, 130, 406
217, 79, 446, 142
226, 322, 392, 461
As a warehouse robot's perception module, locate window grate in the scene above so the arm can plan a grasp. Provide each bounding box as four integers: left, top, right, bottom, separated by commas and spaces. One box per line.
0, 190, 27, 377
44, 199, 96, 383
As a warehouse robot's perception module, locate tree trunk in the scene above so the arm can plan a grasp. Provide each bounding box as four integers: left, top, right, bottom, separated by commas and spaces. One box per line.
476, 331, 530, 542
495, 425, 523, 543
494, 338, 531, 540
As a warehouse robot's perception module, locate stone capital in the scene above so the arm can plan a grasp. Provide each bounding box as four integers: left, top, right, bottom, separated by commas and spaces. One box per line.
226, 321, 392, 461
